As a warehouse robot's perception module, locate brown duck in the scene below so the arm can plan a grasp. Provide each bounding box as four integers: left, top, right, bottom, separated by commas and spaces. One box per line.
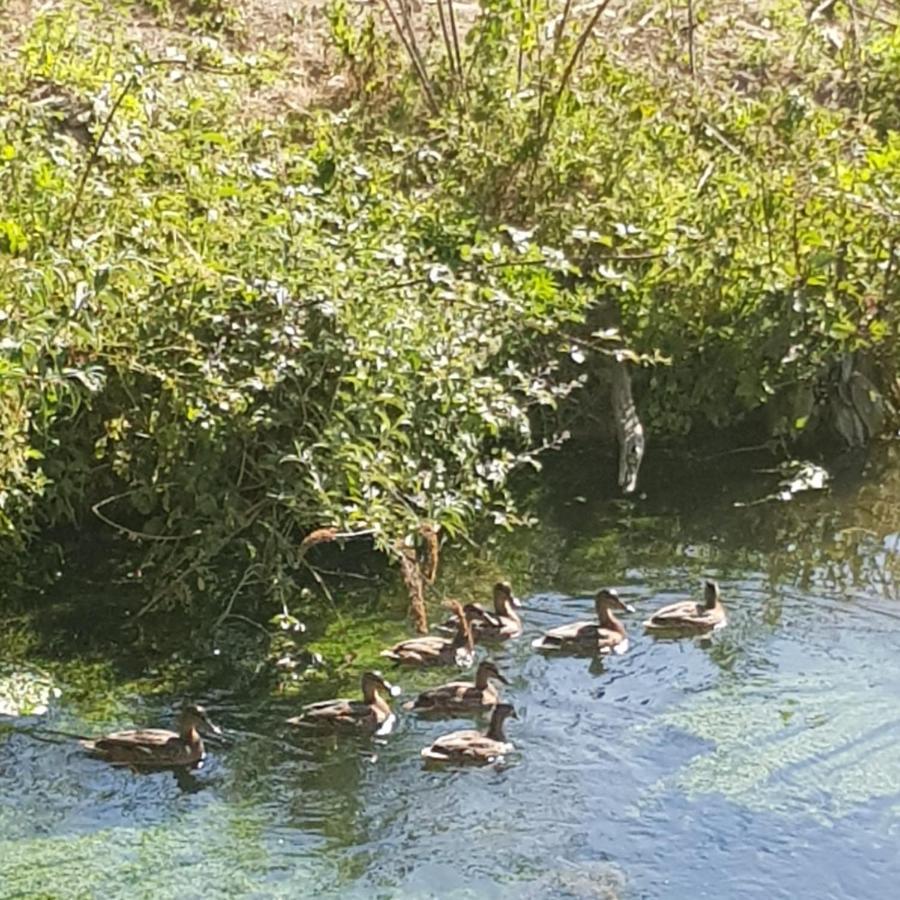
381, 600, 475, 668
286, 671, 401, 736
404, 660, 508, 715
79, 704, 221, 768
420, 702, 517, 765
438, 582, 523, 641
643, 579, 727, 634
532, 588, 634, 654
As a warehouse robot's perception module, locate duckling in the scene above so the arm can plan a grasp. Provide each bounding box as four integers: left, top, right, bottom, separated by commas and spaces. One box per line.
531, 588, 634, 655
420, 702, 517, 765
381, 600, 475, 668
643, 579, 727, 634
286, 671, 401, 736
438, 582, 523, 641
404, 660, 509, 715
79, 704, 221, 768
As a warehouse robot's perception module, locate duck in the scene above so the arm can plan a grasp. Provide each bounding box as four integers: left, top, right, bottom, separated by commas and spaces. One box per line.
437, 582, 523, 641
79, 704, 221, 768
643, 579, 727, 634
381, 600, 475, 668
420, 702, 517, 765
531, 588, 634, 654
404, 660, 509, 715
286, 671, 401, 736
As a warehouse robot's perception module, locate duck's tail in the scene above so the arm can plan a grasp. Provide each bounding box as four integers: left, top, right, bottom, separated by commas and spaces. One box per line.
530, 635, 559, 650
420, 746, 449, 762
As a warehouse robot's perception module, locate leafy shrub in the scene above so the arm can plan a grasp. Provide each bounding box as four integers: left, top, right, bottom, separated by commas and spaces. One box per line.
0, 0, 897, 616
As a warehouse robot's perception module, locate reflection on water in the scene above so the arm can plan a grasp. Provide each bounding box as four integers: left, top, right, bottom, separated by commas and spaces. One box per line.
2, 444, 900, 898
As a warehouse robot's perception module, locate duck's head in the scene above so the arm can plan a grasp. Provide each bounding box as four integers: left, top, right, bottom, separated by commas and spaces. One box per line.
703, 580, 721, 609
493, 581, 522, 610
594, 588, 635, 615
477, 660, 510, 686
179, 704, 222, 736
362, 670, 402, 699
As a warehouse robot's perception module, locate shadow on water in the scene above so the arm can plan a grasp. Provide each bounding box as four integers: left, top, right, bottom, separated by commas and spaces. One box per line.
2, 442, 900, 897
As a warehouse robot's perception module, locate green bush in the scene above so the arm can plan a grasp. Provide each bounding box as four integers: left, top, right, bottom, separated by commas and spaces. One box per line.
0, 0, 897, 614
0, 4, 588, 611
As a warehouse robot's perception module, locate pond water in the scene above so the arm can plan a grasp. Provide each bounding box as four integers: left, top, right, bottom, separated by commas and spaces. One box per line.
2, 443, 900, 899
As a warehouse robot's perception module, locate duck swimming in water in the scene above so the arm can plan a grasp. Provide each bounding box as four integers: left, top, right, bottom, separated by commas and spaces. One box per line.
420, 702, 517, 766
532, 588, 633, 655
438, 582, 523, 641
643, 579, 727, 635
381, 600, 475, 668
79, 704, 221, 768
286, 671, 401, 736
404, 660, 508, 715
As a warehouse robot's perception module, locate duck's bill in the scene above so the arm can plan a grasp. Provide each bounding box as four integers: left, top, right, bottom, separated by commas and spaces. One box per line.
203, 720, 223, 736
622, 603, 636, 613
510, 596, 523, 608
388, 684, 402, 698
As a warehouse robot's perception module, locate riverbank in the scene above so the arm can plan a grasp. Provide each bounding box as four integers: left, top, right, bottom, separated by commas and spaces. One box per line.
1, 0, 898, 621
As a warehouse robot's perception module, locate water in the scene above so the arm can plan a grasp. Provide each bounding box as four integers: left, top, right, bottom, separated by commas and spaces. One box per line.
2, 444, 900, 898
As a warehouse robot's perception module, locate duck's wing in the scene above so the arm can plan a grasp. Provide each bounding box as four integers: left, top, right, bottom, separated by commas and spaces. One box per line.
290, 698, 353, 720
407, 681, 472, 708
644, 600, 703, 627
387, 637, 445, 654
466, 604, 503, 628
83, 729, 184, 762
92, 728, 179, 750
421, 727, 482, 761
430, 734, 510, 761
692, 609, 727, 629
459, 736, 511, 758
382, 636, 445, 662
288, 699, 374, 730
437, 605, 501, 635
531, 620, 595, 648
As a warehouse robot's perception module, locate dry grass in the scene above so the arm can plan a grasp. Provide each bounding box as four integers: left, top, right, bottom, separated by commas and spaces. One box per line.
1, 0, 896, 116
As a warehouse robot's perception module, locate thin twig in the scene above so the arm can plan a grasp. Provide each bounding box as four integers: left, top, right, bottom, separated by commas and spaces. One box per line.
446, 0, 464, 85
64, 73, 137, 245
436, 0, 457, 78
380, 0, 439, 114
136, 499, 267, 617
214, 613, 270, 636
516, 9, 526, 92
554, 0, 574, 54
214, 564, 260, 629
401, 0, 440, 111
534, 0, 614, 164
686, 0, 695, 77
92, 489, 194, 543
302, 559, 344, 625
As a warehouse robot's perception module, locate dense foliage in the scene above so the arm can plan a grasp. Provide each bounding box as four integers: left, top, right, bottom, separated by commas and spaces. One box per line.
1, 0, 898, 615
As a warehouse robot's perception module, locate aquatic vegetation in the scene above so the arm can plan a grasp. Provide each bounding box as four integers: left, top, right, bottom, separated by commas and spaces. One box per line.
0, 663, 60, 717
655, 666, 900, 821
